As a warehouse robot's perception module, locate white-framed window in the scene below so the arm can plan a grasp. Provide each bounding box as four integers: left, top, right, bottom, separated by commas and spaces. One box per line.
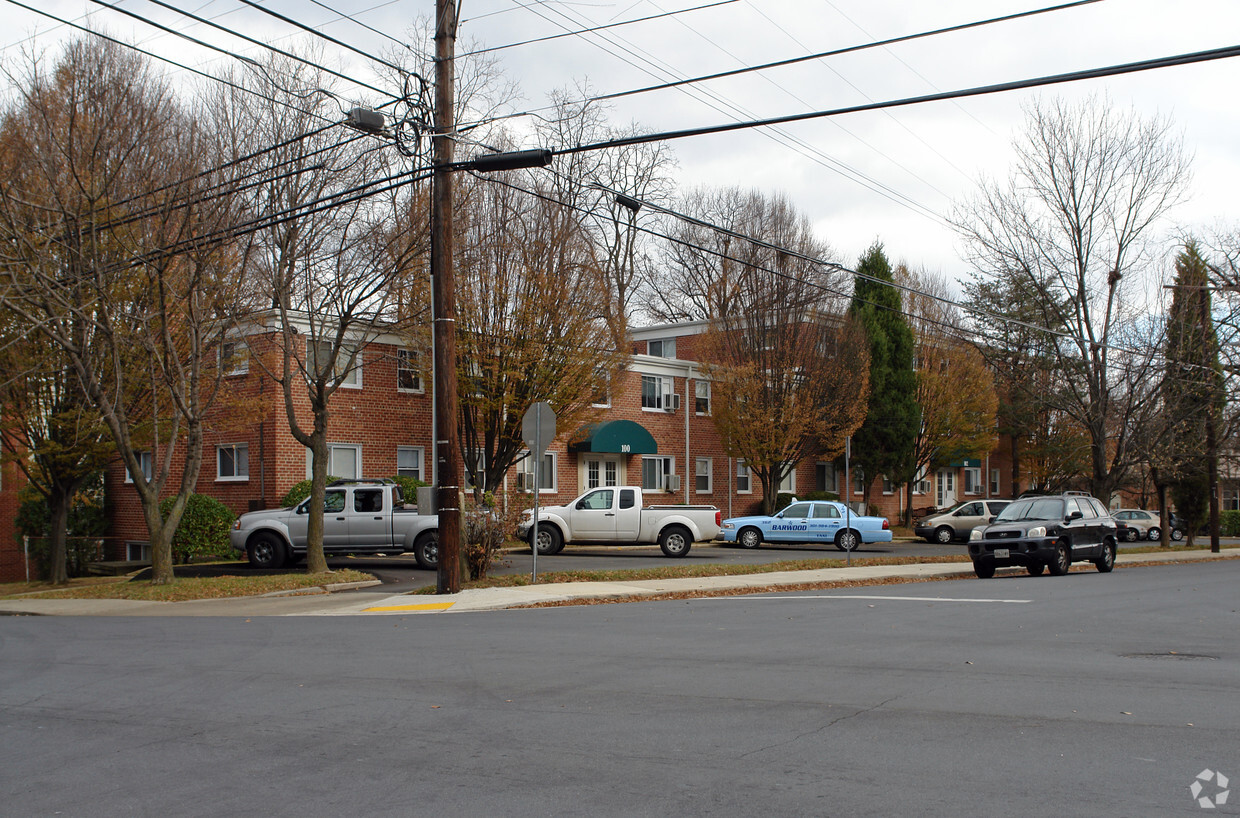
778, 465, 796, 494
306, 444, 361, 480
397, 446, 423, 481
464, 449, 486, 492
694, 380, 711, 415
125, 451, 154, 483
852, 467, 865, 495
736, 459, 752, 494
1224, 488, 1240, 512
217, 443, 249, 481
647, 338, 675, 358
519, 451, 556, 492
397, 349, 423, 393
126, 541, 151, 561
308, 340, 362, 388
989, 468, 1001, 496
695, 457, 712, 493
914, 468, 931, 495
882, 475, 894, 494
641, 456, 674, 491
591, 370, 611, 408
641, 375, 677, 411
964, 467, 982, 495
815, 461, 837, 493
220, 341, 249, 376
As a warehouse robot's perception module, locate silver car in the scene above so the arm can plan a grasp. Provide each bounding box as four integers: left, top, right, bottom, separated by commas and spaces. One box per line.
1111, 509, 1162, 541
915, 499, 1011, 544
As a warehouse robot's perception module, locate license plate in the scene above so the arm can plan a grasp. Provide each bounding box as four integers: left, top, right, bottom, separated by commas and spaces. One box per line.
994, 548, 1010, 558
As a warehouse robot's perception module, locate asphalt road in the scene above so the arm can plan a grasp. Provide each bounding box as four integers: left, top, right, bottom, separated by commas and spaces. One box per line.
334, 538, 968, 591
2, 560, 1236, 816
333, 536, 1203, 592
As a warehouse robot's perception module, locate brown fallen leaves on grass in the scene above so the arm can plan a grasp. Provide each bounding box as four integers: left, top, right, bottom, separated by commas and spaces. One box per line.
0, 569, 376, 602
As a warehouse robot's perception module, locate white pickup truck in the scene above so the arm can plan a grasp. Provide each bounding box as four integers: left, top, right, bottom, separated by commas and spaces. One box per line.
230, 479, 440, 570
517, 486, 721, 558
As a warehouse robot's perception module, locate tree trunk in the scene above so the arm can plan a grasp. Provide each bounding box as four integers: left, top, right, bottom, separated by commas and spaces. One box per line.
305, 432, 330, 574
46, 488, 71, 585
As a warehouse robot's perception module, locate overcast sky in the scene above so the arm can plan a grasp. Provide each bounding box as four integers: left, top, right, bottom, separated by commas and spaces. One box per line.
6, 0, 1240, 300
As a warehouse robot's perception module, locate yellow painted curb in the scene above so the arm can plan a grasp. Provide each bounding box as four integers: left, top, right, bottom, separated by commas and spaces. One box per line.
363, 601, 456, 613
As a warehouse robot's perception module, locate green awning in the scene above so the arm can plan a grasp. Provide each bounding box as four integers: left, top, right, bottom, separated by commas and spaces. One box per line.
949, 459, 982, 468
570, 420, 657, 455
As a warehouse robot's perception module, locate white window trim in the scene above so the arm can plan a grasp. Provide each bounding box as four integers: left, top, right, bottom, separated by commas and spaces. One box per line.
519, 450, 557, 493
306, 444, 362, 480
641, 374, 677, 412
125, 452, 154, 484
221, 341, 249, 376
882, 475, 894, 495
216, 442, 250, 482
694, 380, 711, 416
397, 349, 424, 394
591, 371, 611, 409
310, 340, 362, 390
695, 457, 712, 494
964, 467, 982, 495
397, 446, 424, 481
641, 455, 675, 492
736, 459, 752, 495
778, 466, 796, 494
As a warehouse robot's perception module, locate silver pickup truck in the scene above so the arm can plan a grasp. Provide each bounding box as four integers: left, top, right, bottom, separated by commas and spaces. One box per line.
230, 479, 439, 569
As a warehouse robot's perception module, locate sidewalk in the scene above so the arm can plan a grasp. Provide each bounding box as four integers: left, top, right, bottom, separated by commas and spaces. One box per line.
1, 549, 1234, 618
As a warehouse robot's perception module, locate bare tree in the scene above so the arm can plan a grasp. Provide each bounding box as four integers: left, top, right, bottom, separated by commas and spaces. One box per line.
646, 187, 845, 322
0, 39, 248, 584
453, 167, 627, 497
954, 95, 1189, 500
205, 52, 427, 573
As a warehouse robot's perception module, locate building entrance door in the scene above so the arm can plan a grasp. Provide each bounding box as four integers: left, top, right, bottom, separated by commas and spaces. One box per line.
936, 470, 956, 509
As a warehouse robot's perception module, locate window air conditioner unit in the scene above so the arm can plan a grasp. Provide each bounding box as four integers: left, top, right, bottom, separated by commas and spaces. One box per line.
663, 393, 680, 412
665, 474, 681, 492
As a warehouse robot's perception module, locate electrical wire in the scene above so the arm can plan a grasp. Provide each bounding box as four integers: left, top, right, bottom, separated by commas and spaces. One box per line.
459, 0, 739, 57
541, 42, 1240, 158
590, 0, 1103, 104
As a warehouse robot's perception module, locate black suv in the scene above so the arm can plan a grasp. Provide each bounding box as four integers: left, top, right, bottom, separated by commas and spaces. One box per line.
967, 491, 1118, 579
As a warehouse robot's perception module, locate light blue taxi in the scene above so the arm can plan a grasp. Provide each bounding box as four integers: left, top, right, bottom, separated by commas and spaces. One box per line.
719, 499, 892, 552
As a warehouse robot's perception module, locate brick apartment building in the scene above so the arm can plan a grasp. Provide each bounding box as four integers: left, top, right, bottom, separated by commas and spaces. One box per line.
97, 316, 1016, 556
0, 448, 27, 582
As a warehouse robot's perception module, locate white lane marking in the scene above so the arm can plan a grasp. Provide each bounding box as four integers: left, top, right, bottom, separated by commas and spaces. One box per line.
706, 594, 1031, 604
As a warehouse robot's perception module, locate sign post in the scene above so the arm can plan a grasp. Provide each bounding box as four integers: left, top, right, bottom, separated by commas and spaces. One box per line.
844, 436, 852, 567
521, 402, 556, 583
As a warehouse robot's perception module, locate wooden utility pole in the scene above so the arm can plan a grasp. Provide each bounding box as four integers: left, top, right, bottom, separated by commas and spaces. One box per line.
433, 0, 462, 592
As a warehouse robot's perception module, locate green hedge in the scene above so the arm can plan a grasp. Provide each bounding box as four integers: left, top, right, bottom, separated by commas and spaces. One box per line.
1222, 510, 1240, 537
159, 494, 236, 564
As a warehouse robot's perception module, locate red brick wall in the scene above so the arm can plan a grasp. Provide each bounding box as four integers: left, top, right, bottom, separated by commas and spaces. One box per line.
0, 455, 28, 582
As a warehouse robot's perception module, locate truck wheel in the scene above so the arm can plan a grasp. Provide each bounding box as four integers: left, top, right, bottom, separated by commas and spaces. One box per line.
738, 528, 762, 549
1047, 541, 1071, 575
934, 526, 955, 544
1094, 539, 1116, 573
973, 559, 995, 579
248, 533, 287, 569
531, 526, 563, 556
659, 526, 692, 558
834, 529, 860, 552
413, 531, 439, 570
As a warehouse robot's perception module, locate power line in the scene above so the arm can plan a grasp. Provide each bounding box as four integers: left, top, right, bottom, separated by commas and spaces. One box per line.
544, 42, 1240, 157
459, 0, 739, 57
137, 0, 396, 101
590, 0, 1103, 104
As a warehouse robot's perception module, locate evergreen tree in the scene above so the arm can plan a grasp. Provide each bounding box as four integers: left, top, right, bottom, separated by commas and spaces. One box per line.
848, 243, 920, 509
1164, 241, 1224, 548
